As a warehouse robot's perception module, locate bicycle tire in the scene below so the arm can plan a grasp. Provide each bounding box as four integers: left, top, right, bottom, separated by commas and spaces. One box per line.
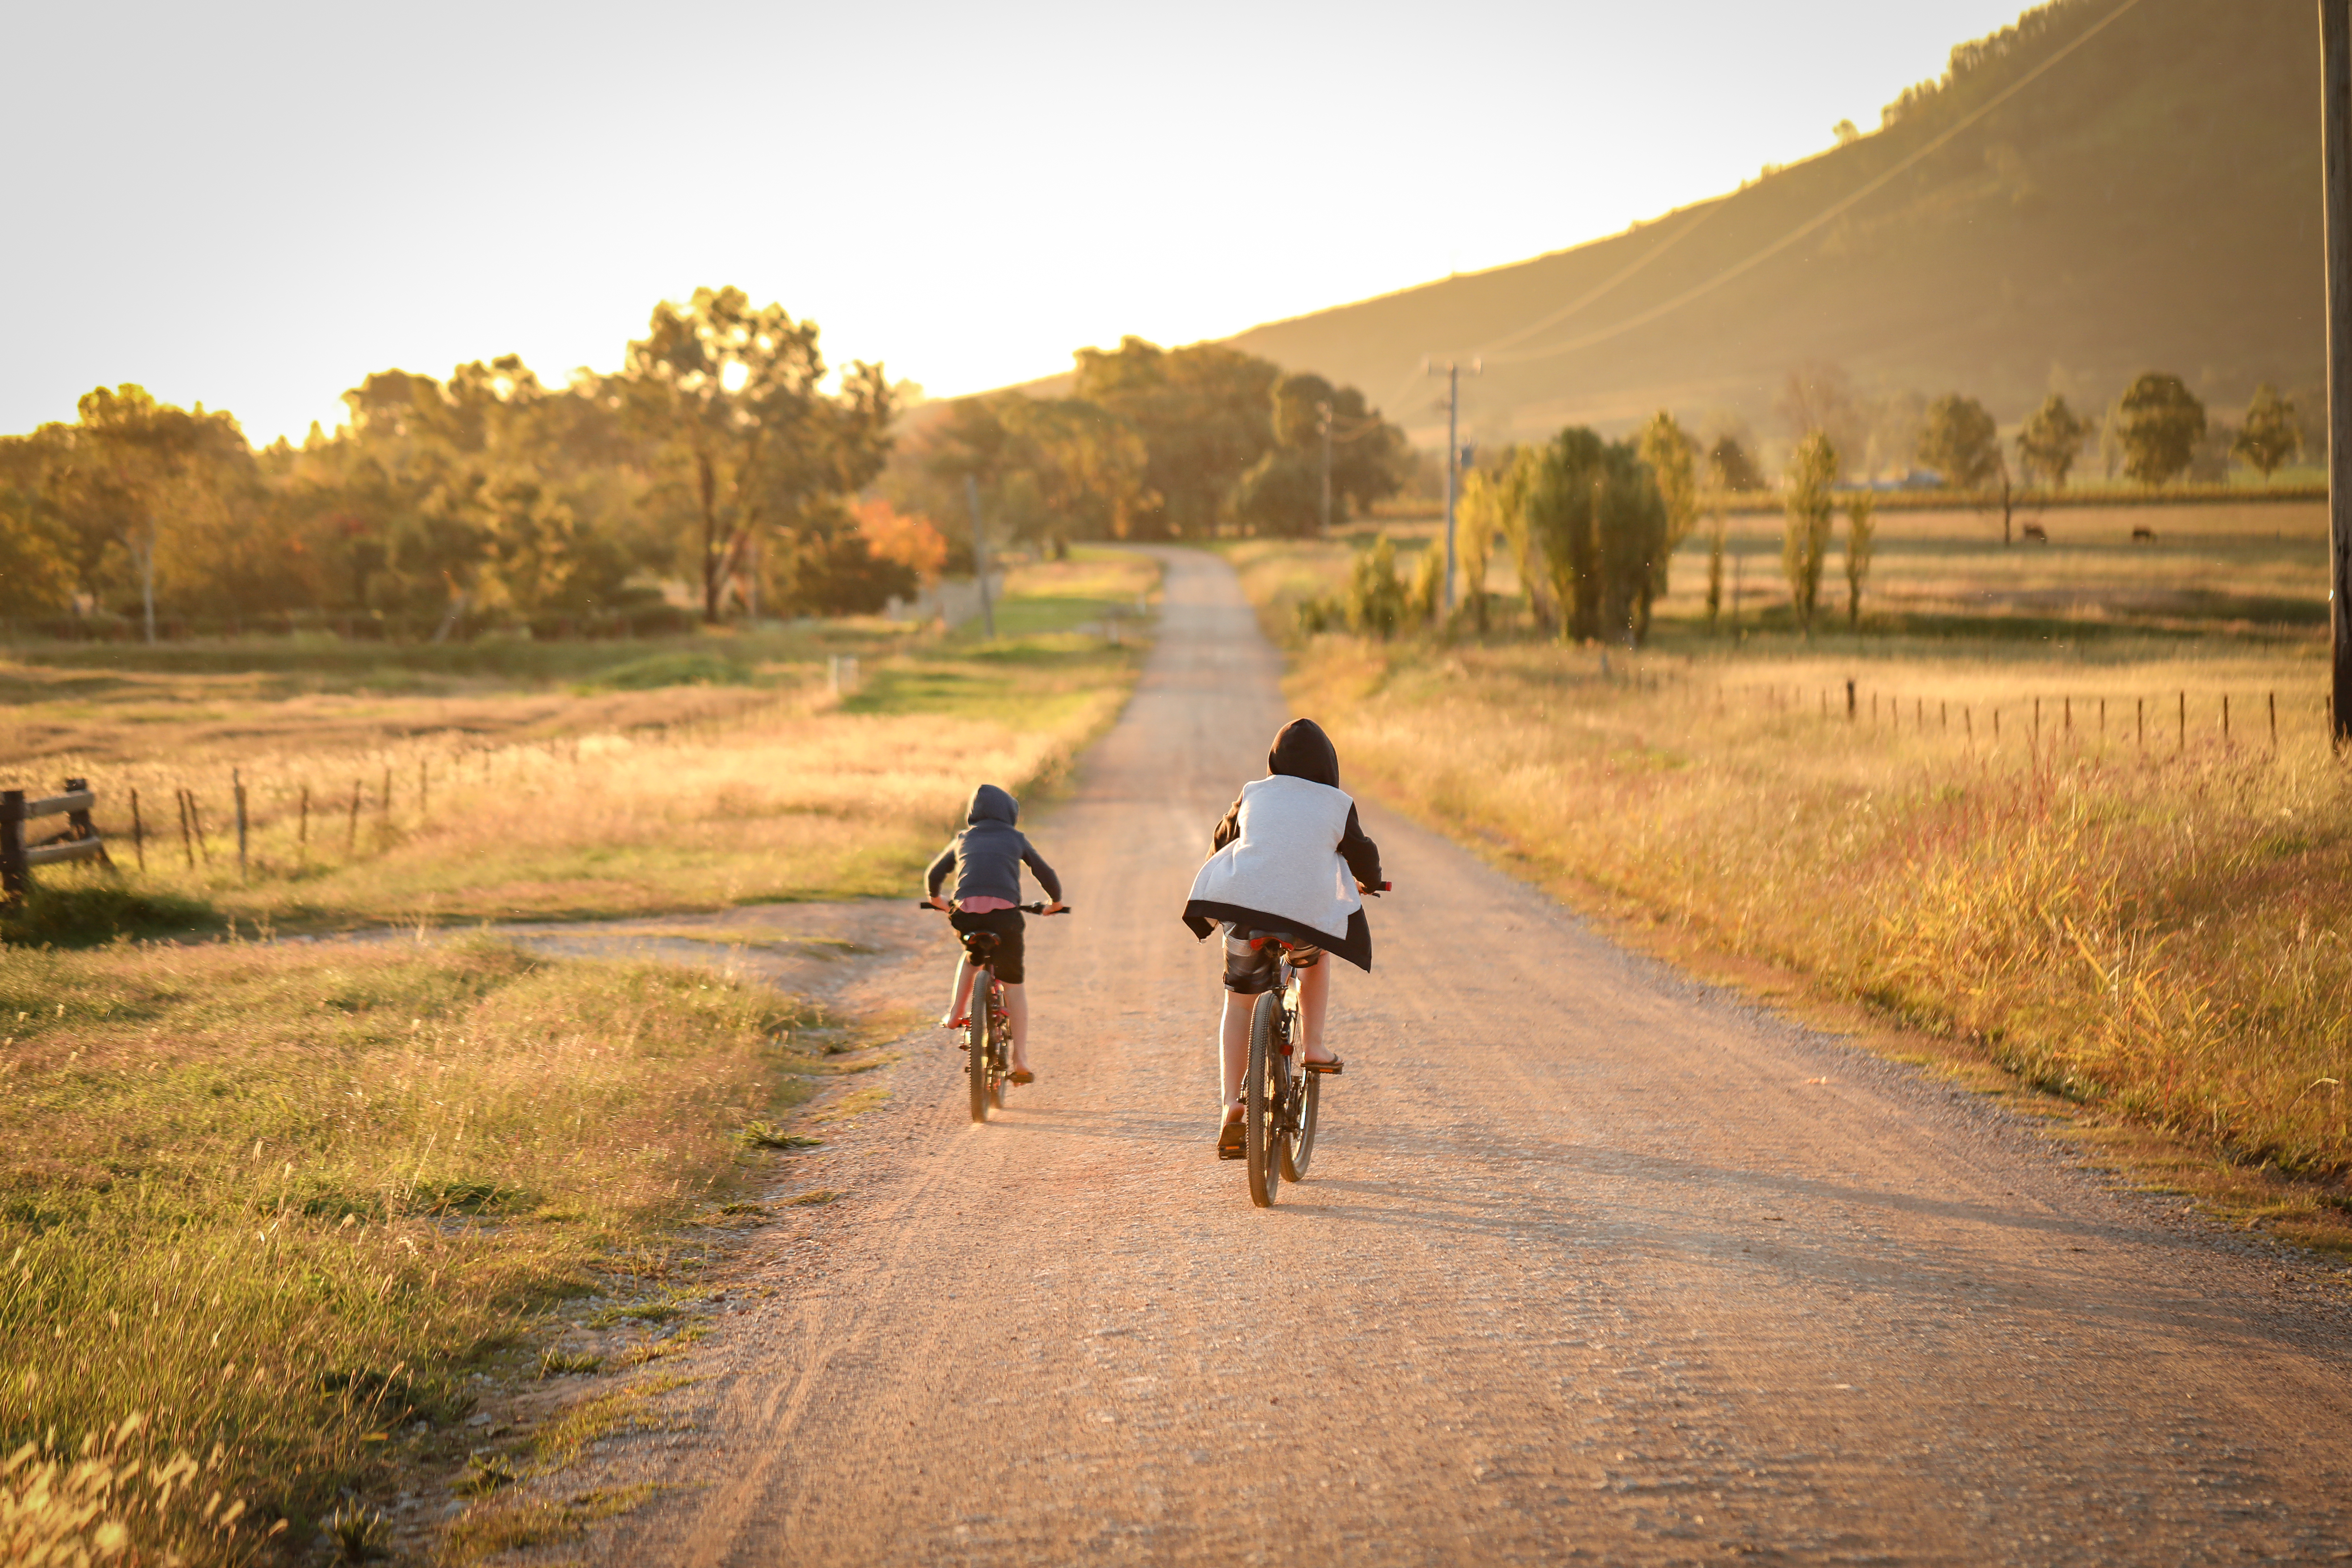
1245, 990, 1282, 1206
1283, 994, 1319, 1182
968, 976, 992, 1124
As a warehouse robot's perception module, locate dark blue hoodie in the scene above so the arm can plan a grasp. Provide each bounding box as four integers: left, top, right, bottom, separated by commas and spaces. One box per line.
925, 784, 1062, 906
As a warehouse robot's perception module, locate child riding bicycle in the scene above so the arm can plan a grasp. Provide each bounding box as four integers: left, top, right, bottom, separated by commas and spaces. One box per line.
1182, 718, 1382, 1157
926, 784, 1064, 1084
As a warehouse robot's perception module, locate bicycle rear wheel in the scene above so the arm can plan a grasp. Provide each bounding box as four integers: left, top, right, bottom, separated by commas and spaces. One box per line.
1245, 990, 1283, 1206
968, 977, 992, 1124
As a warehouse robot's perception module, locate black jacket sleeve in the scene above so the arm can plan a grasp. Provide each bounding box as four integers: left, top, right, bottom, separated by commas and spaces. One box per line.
1210, 791, 1246, 852
925, 838, 959, 898
1338, 805, 1382, 890
1021, 838, 1063, 903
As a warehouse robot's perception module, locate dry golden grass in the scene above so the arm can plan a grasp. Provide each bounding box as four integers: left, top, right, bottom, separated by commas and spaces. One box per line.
0, 933, 847, 1555
1293, 636, 2352, 1185
3, 551, 1159, 934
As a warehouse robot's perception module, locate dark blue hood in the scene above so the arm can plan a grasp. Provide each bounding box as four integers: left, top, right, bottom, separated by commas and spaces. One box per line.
967, 783, 1019, 826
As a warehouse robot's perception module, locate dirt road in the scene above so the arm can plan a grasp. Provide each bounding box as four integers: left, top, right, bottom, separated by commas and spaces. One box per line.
568, 549, 2352, 1565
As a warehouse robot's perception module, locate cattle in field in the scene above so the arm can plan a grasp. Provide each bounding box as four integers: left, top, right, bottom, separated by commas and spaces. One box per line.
2131, 524, 2157, 543
2021, 522, 2049, 543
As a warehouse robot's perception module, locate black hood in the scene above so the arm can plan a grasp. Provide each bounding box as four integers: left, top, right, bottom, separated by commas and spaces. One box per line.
966, 783, 1019, 826
1267, 719, 1339, 789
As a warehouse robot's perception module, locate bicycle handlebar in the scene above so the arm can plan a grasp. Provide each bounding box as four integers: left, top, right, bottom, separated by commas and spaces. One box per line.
914, 901, 1071, 914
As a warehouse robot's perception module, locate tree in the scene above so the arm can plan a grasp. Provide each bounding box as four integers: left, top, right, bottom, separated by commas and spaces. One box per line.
1844, 492, 1876, 630
2113, 373, 2206, 487
1915, 394, 2002, 489
1706, 436, 1765, 493
2233, 384, 2301, 481
1526, 427, 1608, 643
1073, 337, 1280, 538
1775, 362, 1861, 474
0, 454, 75, 617
1341, 535, 1408, 639
2015, 393, 2090, 489
1636, 410, 1700, 601
1526, 428, 1668, 646
1454, 469, 1501, 632
49, 386, 247, 641
1405, 539, 1445, 629
1253, 372, 1411, 533
1493, 446, 1546, 632
618, 286, 894, 623
1782, 432, 1838, 637
853, 499, 947, 586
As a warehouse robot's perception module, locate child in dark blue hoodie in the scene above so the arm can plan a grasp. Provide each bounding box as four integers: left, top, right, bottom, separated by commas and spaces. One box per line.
925, 784, 1064, 1082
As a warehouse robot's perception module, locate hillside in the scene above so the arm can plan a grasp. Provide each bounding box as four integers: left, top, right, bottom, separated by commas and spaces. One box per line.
1222, 0, 2321, 457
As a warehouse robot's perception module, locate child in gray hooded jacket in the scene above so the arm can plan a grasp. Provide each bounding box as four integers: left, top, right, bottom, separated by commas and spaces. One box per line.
925, 784, 1064, 1081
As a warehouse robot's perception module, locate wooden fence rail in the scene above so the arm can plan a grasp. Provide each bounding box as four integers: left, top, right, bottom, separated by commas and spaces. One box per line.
0, 777, 112, 903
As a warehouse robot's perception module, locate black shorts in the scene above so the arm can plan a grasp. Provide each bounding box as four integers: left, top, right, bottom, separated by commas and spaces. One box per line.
1221, 925, 1322, 995
950, 908, 1026, 984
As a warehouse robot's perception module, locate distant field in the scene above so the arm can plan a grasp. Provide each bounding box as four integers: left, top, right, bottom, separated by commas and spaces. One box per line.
0, 551, 1158, 937
1281, 500, 2329, 638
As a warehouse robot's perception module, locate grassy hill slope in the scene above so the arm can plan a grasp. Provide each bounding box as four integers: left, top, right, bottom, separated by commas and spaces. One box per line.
1225, 0, 2320, 451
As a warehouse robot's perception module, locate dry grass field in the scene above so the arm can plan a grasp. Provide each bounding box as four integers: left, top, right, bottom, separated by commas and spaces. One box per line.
1226, 518, 2352, 1246
1, 552, 1156, 938
1, 552, 1155, 1562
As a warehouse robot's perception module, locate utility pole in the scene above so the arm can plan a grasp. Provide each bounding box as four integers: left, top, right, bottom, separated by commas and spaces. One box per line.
2324, 0, 2352, 742
964, 475, 996, 640
1318, 400, 1334, 536
1425, 358, 1482, 613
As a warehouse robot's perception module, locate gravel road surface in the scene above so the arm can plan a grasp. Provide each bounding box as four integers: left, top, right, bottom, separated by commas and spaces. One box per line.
563, 548, 2352, 1566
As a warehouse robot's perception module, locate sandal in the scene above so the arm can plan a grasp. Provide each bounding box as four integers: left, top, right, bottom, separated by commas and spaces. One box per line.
1009, 1068, 1035, 1085
1302, 1053, 1344, 1075
1216, 1114, 1246, 1160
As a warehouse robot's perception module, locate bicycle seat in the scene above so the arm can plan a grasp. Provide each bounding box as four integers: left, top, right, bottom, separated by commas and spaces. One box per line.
959, 929, 1003, 959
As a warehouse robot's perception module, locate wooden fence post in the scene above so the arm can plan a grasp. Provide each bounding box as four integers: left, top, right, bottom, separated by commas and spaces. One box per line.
130, 788, 145, 871
1845, 680, 1856, 720
1, 791, 26, 904
175, 789, 194, 869
347, 779, 362, 855
234, 769, 249, 883
2223, 695, 2231, 745
298, 785, 310, 864
2270, 691, 2279, 751
2178, 691, 2187, 752
186, 793, 209, 866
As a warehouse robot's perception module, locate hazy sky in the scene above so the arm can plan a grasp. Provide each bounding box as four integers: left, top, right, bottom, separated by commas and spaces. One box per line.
3, 0, 2036, 445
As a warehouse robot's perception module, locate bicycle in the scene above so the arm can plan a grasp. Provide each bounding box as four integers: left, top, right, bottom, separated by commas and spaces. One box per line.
918, 900, 1068, 1123
1240, 881, 1385, 1208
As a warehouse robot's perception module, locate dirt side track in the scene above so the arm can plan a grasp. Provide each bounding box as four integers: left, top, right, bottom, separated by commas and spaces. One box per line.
564, 549, 2352, 1566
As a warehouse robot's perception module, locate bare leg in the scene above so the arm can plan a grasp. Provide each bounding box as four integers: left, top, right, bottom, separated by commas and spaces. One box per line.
939, 955, 976, 1027
1001, 982, 1029, 1072
1218, 990, 1251, 1121
1296, 961, 1334, 1062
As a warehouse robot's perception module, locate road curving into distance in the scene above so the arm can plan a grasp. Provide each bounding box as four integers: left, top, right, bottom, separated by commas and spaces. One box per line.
575, 547, 2352, 1565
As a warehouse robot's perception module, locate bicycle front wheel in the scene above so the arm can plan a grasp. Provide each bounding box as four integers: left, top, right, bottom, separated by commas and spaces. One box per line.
1245, 990, 1283, 1207
968, 981, 992, 1124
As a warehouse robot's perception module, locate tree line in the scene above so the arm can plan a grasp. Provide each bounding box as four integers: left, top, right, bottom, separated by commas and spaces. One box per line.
877, 336, 1415, 547
0, 305, 1415, 637
1301, 363, 2311, 651
1705, 366, 2310, 502
0, 287, 928, 635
